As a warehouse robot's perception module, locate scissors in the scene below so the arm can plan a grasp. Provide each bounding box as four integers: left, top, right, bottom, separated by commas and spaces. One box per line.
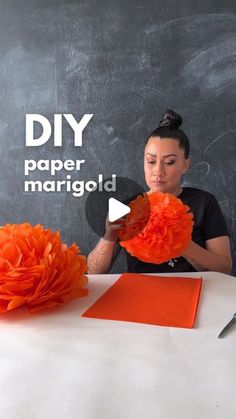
217, 312, 236, 339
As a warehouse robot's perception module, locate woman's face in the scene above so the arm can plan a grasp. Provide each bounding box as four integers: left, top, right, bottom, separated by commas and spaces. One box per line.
144, 137, 190, 194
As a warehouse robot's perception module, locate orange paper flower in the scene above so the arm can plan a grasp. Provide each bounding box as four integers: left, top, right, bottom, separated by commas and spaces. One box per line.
0, 223, 88, 313
119, 192, 194, 264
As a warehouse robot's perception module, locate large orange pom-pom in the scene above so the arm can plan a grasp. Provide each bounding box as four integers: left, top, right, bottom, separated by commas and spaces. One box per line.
0, 223, 88, 313
119, 192, 194, 264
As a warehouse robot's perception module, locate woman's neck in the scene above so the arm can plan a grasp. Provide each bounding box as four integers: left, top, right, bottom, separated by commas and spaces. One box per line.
147, 186, 183, 197
172, 187, 183, 197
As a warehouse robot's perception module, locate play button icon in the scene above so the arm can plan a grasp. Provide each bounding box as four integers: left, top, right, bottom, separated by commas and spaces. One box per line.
108, 198, 131, 222
85, 176, 150, 241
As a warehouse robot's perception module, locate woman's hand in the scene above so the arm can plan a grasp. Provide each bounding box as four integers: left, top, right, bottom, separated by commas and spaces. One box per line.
182, 237, 232, 274
103, 215, 127, 242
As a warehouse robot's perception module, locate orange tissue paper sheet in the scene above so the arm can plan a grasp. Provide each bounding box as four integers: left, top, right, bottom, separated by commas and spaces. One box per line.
82, 273, 202, 328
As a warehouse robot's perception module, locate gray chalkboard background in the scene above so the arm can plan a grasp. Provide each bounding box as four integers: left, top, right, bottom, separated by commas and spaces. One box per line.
0, 0, 235, 274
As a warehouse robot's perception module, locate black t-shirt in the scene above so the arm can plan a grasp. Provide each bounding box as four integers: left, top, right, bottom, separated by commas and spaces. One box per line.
118, 187, 229, 273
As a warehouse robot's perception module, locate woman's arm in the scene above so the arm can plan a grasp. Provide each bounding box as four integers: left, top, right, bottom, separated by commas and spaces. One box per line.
87, 239, 120, 274
182, 236, 232, 274
87, 215, 125, 274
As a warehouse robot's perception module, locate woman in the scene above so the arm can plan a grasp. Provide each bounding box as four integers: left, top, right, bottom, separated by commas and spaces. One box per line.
87, 110, 232, 274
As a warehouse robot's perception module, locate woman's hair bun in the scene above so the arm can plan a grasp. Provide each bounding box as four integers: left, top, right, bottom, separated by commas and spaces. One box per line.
159, 109, 182, 129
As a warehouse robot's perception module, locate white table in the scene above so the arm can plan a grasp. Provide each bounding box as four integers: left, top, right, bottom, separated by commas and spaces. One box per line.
0, 272, 236, 419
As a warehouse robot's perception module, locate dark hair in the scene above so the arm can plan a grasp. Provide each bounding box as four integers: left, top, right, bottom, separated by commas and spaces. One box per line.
146, 109, 190, 158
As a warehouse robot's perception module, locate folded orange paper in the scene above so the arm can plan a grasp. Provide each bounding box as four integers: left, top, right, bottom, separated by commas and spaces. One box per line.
82, 273, 202, 328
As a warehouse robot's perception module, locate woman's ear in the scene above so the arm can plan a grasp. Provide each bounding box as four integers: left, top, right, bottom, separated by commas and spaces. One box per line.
182, 158, 191, 174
